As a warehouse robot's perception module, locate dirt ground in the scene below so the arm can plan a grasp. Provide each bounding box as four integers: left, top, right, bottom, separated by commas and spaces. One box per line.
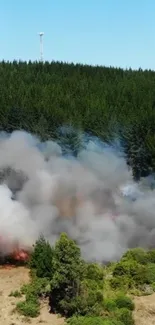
133, 294, 155, 325
0, 266, 65, 325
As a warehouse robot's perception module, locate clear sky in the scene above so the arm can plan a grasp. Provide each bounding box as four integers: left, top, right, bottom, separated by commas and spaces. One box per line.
1, 0, 155, 70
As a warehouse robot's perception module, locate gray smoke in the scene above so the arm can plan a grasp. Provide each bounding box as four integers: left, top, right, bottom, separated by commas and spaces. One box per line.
0, 129, 154, 262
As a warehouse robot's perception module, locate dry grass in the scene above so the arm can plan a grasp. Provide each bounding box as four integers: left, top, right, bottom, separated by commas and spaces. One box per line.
133, 293, 155, 325
0, 266, 65, 325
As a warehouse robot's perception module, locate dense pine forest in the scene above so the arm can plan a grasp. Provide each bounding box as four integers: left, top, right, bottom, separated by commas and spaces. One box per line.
1, 60, 155, 180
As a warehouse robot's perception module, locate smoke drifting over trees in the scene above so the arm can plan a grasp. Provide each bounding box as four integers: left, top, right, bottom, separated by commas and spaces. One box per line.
0, 128, 155, 262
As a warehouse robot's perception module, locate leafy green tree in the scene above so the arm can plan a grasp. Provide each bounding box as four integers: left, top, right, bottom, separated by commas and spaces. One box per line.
29, 235, 54, 279
50, 233, 86, 316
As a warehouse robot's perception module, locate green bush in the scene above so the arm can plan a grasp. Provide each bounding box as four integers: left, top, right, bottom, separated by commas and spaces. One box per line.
16, 280, 41, 318
67, 316, 124, 325
147, 249, 155, 263
79, 279, 103, 315
9, 290, 22, 298
110, 276, 134, 291
145, 264, 155, 284
115, 308, 134, 325
114, 294, 134, 311
113, 260, 139, 278
21, 277, 50, 298
86, 263, 104, 285
113, 259, 150, 287
16, 300, 40, 318
103, 298, 117, 312
56, 279, 104, 317
122, 248, 148, 265
29, 235, 54, 279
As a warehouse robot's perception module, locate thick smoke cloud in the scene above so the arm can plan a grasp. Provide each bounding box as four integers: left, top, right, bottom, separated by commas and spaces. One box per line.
0, 129, 155, 262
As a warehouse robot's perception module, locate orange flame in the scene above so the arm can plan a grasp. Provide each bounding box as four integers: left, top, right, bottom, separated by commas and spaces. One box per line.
11, 249, 29, 261
0, 235, 30, 263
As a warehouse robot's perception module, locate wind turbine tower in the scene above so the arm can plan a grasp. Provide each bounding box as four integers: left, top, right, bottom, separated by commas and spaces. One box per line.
39, 32, 44, 61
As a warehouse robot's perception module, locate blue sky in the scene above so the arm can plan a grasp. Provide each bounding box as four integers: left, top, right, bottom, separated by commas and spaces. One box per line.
1, 0, 155, 70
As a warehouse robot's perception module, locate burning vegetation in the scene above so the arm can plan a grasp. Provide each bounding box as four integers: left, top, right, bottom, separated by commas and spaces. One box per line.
0, 235, 30, 265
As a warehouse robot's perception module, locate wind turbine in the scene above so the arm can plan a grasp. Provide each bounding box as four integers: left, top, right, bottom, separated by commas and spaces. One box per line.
39, 32, 44, 61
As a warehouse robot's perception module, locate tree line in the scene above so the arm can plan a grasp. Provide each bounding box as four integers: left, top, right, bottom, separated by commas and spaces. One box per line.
1, 60, 155, 180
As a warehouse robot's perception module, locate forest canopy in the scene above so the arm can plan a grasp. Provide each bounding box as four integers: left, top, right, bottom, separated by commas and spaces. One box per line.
1, 60, 155, 180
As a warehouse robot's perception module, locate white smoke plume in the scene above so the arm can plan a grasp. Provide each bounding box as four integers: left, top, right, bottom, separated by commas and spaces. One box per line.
0, 129, 154, 262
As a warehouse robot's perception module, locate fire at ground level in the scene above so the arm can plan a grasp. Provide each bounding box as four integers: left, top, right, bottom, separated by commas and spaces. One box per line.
0, 235, 30, 266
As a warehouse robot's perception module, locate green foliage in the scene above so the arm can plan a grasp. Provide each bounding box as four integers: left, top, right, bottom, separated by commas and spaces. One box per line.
113, 259, 150, 287
56, 125, 83, 156
114, 294, 134, 311
29, 235, 54, 278
50, 233, 86, 316
15, 234, 148, 321
20, 277, 50, 297
9, 290, 22, 298
103, 298, 117, 312
147, 249, 155, 263
144, 263, 155, 284
16, 276, 51, 318
86, 263, 104, 282
1, 60, 155, 177
67, 316, 124, 325
75, 279, 103, 316
109, 249, 155, 298
113, 260, 140, 278
122, 248, 148, 265
114, 308, 134, 325
110, 275, 134, 291
16, 299, 40, 318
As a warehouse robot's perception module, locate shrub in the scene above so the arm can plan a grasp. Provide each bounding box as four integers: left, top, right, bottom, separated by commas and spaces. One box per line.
114, 294, 134, 311
113, 259, 150, 287
115, 308, 134, 325
16, 280, 42, 318
55, 278, 104, 317
110, 276, 134, 291
86, 263, 104, 285
9, 290, 22, 298
122, 248, 148, 265
67, 316, 124, 325
29, 235, 54, 278
16, 300, 40, 318
78, 279, 103, 315
21, 277, 50, 298
147, 249, 155, 263
113, 260, 139, 278
145, 264, 155, 284
103, 298, 117, 312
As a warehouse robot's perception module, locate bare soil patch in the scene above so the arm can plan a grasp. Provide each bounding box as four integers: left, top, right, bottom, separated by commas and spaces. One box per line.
0, 266, 65, 325
133, 293, 155, 325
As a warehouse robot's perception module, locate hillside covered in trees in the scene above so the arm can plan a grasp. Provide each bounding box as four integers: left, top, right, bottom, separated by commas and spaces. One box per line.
1, 60, 155, 180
